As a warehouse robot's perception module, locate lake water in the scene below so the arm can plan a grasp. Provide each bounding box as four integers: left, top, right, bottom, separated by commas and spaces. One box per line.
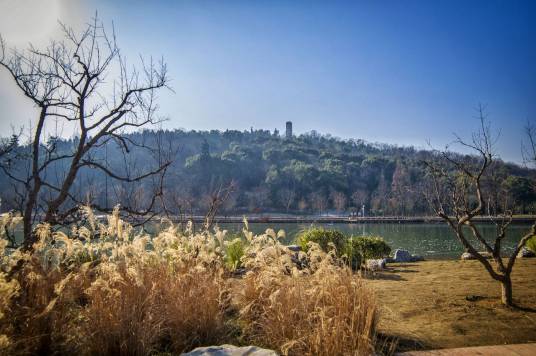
216, 222, 532, 259
9, 220, 531, 260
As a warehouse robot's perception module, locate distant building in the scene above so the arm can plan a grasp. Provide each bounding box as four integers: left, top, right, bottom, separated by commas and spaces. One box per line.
285, 121, 293, 139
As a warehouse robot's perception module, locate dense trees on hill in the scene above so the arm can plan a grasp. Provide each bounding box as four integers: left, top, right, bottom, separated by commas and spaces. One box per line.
1, 128, 534, 217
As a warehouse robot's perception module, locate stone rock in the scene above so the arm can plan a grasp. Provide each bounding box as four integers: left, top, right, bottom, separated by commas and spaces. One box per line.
182, 344, 277, 356
366, 258, 386, 271
518, 247, 536, 258
230, 267, 247, 277
393, 249, 413, 262
411, 255, 425, 262
286, 244, 302, 252
461, 251, 493, 260
290, 250, 308, 269
389, 249, 424, 263
460, 252, 473, 260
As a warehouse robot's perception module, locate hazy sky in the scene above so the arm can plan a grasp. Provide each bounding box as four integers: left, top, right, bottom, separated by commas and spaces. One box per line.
0, 0, 535, 163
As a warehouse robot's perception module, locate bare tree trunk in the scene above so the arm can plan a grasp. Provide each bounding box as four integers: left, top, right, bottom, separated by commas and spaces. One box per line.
501, 276, 513, 306
22, 107, 47, 249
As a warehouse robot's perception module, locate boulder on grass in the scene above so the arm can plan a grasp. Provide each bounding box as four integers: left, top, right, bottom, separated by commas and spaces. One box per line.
518, 247, 536, 258
411, 255, 425, 262
461, 251, 493, 260
366, 258, 387, 271
393, 249, 413, 262
390, 249, 424, 263
182, 344, 277, 356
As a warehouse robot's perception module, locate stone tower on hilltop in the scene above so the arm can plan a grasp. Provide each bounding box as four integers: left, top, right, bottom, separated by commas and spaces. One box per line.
285, 121, 293, 139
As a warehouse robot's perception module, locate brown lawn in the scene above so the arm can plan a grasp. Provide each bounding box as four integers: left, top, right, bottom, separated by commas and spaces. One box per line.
367, 259, 536, 351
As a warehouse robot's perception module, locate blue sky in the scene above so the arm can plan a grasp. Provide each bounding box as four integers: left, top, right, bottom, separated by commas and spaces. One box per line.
0, 0, 535, 163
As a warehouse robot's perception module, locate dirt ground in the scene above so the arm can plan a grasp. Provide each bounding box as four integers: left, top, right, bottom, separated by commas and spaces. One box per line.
367, 259, 536, 351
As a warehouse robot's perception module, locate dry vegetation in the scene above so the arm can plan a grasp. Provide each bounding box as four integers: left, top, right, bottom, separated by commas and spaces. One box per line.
0, 208, 378, 355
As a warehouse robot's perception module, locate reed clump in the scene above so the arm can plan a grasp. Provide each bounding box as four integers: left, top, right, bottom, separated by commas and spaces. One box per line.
0, 207, 378, 355
238, 242, 377, 355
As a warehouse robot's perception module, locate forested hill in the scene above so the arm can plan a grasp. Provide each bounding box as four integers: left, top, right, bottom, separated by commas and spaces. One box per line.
1, 128, 534, 216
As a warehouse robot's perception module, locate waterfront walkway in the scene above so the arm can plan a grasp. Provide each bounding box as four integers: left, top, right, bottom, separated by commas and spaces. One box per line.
398, 343, 536, 355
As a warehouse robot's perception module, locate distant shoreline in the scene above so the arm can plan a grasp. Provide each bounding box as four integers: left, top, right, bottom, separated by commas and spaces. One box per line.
156, 215, 536, 225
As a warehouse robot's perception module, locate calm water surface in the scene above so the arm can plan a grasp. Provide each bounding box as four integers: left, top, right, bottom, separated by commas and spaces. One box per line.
216, 222, 531, 259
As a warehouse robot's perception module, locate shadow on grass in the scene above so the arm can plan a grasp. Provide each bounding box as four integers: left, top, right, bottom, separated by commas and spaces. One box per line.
388, 263, 421, 268
365, 271, 407, 281
376, 332, 431, 354
512, 304, 536, 313
390, 268, 419, 273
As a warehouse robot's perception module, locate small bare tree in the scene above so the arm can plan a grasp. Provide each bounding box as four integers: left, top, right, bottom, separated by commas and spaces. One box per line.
278, 187, 296, 213
351, 189, 368, 212
331, 191, 347, 213
203, 181, 236, 230
0, 15, 171, 249
522, 120, 536, 167
424, 106, 536, 306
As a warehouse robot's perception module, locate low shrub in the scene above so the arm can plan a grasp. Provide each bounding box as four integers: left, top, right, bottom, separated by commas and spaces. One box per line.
343, 239, 362, 270
297, 229, 391, 270
526, 236, 536, 253
347, 236, 391, 260
225, 237, 245, 271
297, 227, 347, 256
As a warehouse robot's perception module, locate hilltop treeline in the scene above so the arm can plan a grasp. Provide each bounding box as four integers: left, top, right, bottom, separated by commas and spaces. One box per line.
1, 128, 534, 216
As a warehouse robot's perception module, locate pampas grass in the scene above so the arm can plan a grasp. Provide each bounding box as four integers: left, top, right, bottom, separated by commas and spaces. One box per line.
238, 244, 377, 355
0, 208, 378, 355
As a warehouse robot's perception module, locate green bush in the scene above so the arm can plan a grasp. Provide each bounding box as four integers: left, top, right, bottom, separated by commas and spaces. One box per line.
526, 236, 536, 253
342, 240, 362, 270
225, 237, 245, 270
345, 236, 391, 262
297, 227, 347, 256
297, 228, 391, 271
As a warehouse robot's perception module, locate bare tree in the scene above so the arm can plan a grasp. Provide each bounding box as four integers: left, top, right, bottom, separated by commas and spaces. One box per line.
331, 191, 347, 213
522, 120, 536, 167
309, 191, 327, 216
298, 198, 308, 212
424, 106, 536, 306
278, 187, 296, 213
203, 181, 236, 230
351, 189, 368, 212
246, 186, 270, 213
164, 185, 195, 226
0, 15, 171, 249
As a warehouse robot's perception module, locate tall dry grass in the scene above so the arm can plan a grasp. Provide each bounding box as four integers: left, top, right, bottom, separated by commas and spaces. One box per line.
238, 242, 377, 355
0, 207, 378, 355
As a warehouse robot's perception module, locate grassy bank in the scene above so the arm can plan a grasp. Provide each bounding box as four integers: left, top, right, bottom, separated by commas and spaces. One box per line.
369, 259, 536, 351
